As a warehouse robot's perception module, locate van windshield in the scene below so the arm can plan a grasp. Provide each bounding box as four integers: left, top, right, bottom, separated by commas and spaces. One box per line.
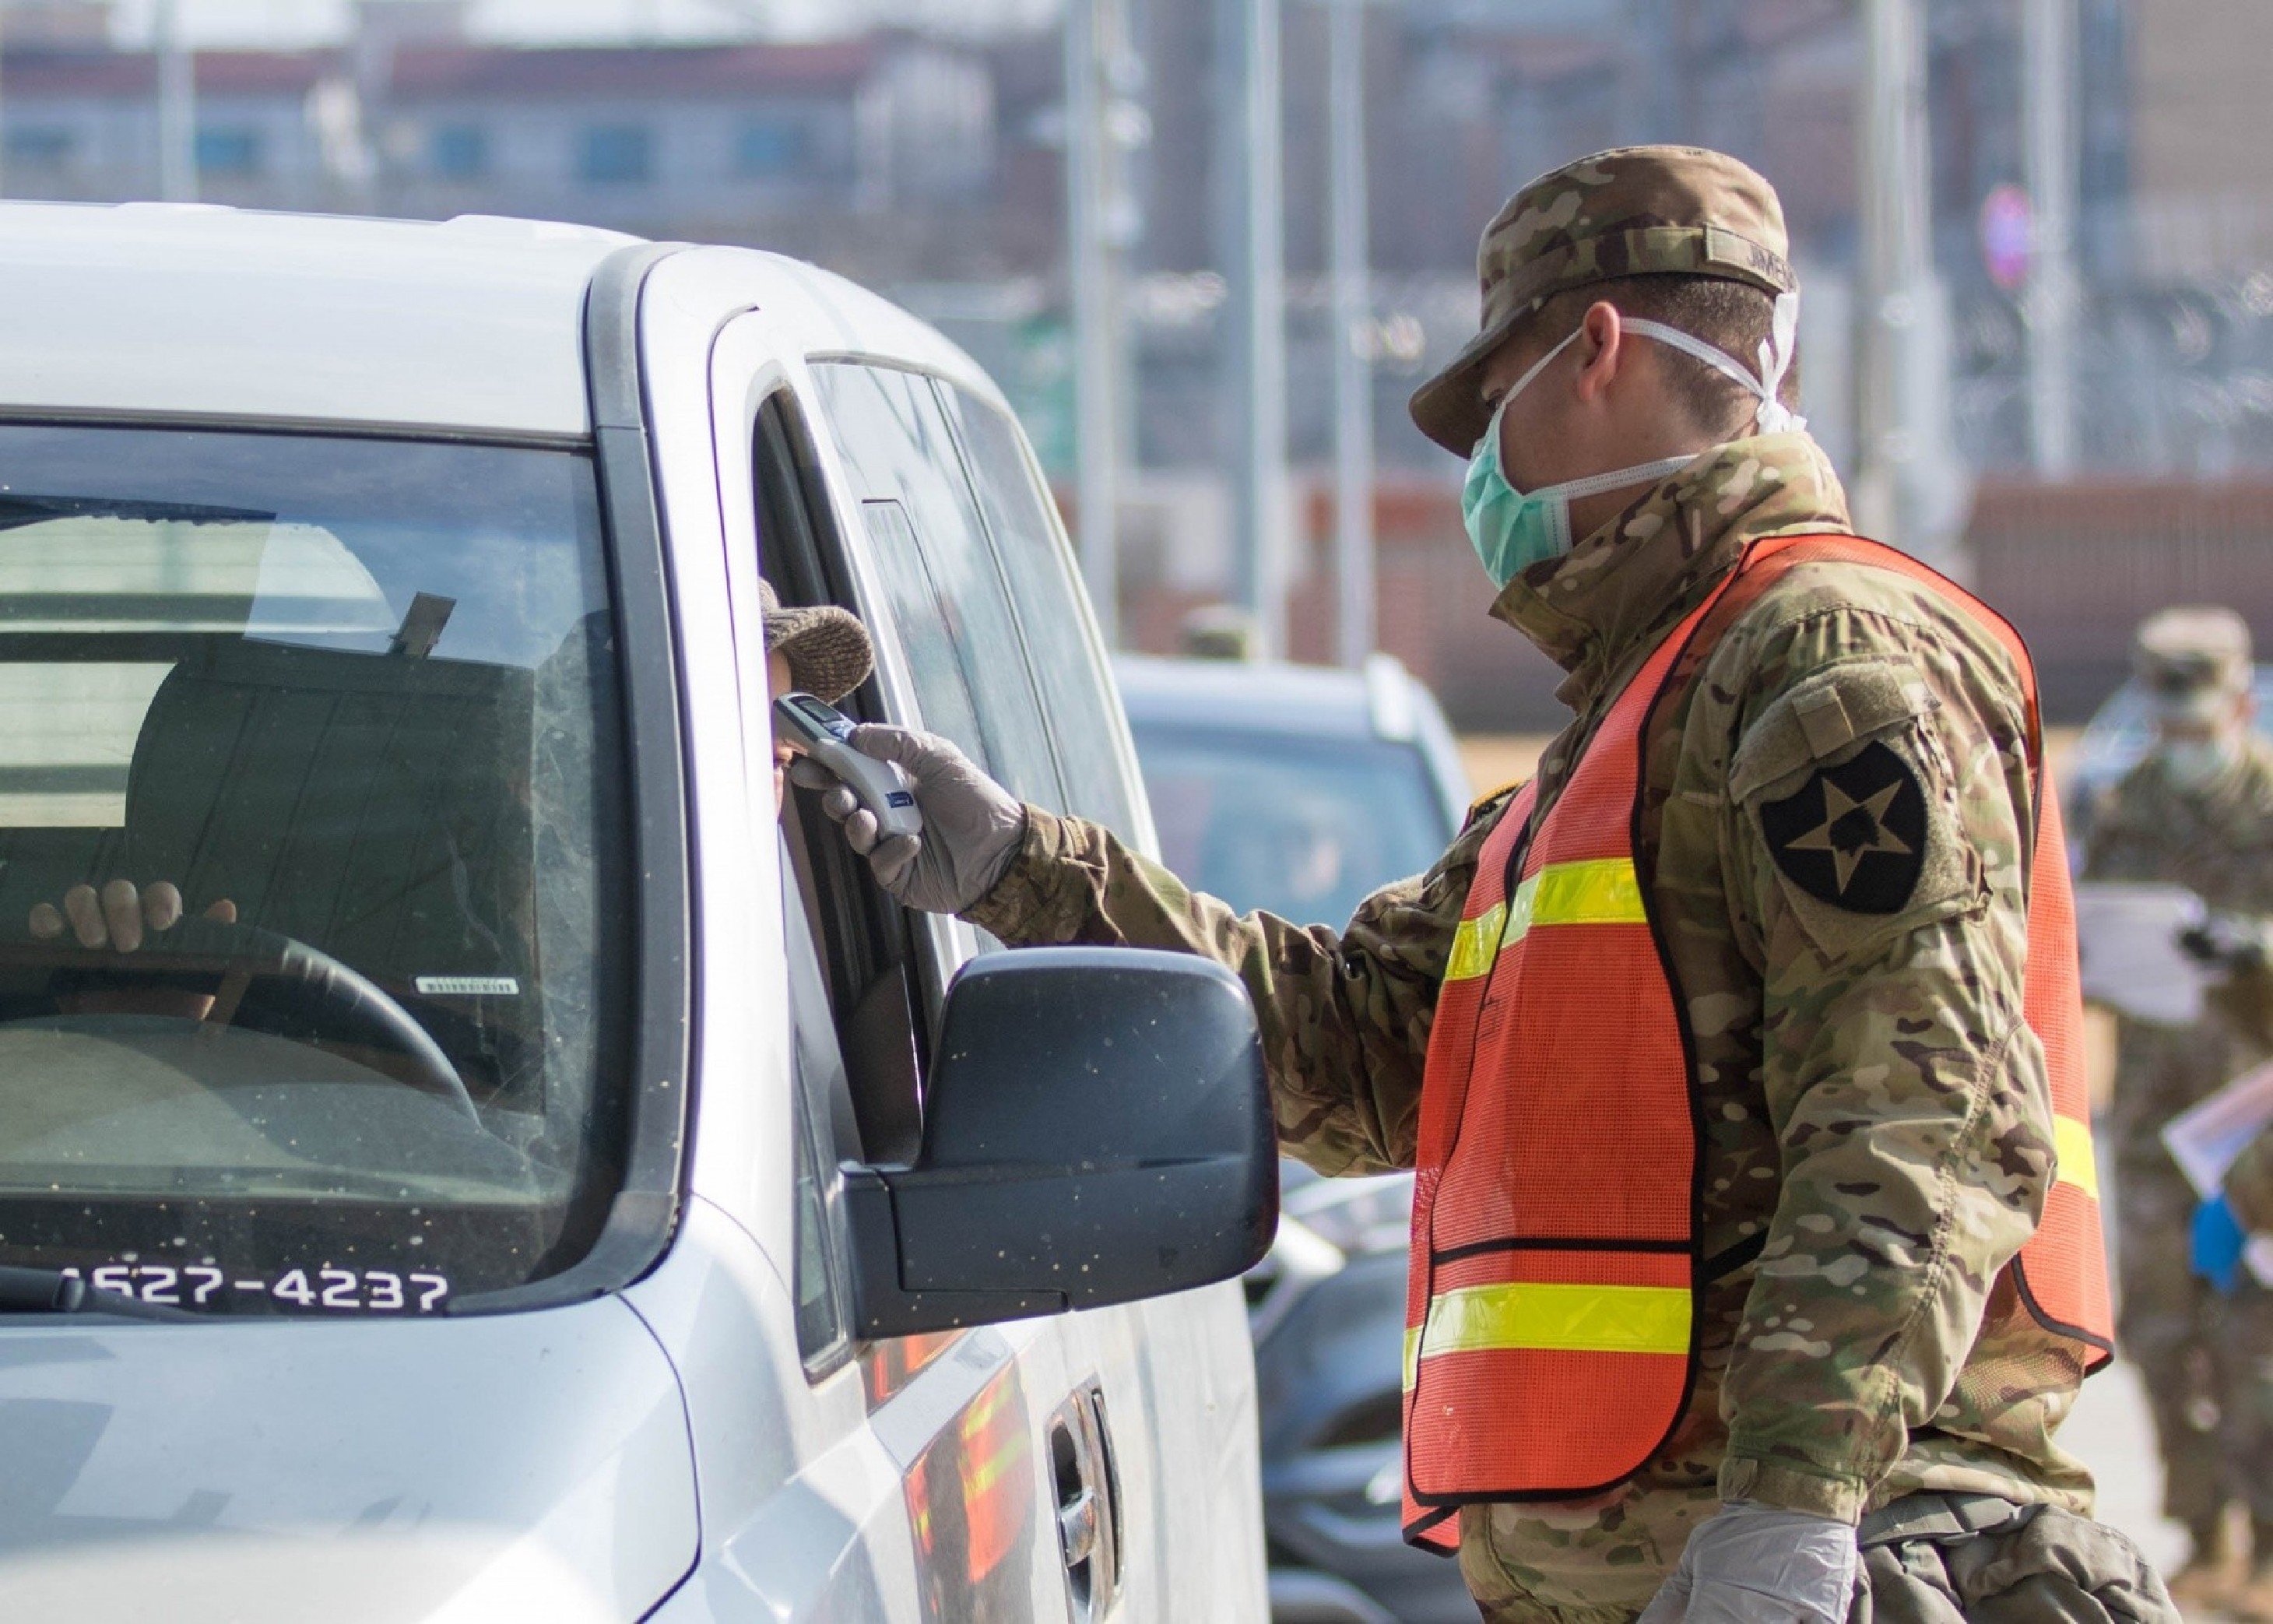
0, 425, 632, 1316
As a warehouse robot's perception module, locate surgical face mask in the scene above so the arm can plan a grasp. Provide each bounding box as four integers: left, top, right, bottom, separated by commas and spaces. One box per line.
1460, 294, 1808, 591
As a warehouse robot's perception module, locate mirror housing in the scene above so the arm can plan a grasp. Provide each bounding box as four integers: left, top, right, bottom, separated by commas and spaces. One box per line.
844, 947, 1277, 1339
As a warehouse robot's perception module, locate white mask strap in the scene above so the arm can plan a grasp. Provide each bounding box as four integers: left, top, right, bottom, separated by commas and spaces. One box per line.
1536, 452, 1702, 504
1624, 303, 1808, 437
1483, 327, 1583, 477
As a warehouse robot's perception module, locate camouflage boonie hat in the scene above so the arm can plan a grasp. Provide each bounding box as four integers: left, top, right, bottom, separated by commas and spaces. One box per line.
2136, 605, 2254, 722
760, 578, 874, 705
1409, 145, 1797, 455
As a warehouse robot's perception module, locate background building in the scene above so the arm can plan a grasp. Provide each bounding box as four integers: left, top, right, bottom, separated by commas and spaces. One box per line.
0, 0, 2264, 723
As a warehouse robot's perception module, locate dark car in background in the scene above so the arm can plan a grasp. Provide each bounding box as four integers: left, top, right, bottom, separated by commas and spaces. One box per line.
1117, 652, 1477, 1624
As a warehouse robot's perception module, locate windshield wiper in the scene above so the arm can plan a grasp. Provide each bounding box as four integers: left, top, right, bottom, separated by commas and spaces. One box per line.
0, 494, 278, 534
0, 1265, 199, 1321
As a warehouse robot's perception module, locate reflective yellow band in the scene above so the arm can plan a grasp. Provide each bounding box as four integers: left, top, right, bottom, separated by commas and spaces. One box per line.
2054, 1114, 2099, 1203
1402, 1281, 1692, 1390
1509, 859, 1649, 940
1442, 859, 1648, 986
1446, 902, 1507, 983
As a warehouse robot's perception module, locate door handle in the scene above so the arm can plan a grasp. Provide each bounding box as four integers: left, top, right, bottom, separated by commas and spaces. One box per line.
1057, 1485, 1101, 1568
1049, 1382, 1120, 1619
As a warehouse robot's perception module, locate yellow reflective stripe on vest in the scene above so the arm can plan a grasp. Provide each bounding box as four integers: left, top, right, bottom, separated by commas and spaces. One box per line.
1442, 859, 1648, 986
1401, 1281, 1692, 1389
2054, 1114, 2100, 1202
1446, 902, 1507, 983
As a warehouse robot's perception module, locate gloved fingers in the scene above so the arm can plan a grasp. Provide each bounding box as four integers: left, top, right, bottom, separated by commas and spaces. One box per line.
821, 784, 862, 825
843, 808, 881, 856
786, 757, 839, 794
1670, 1589, 1833, 1624
849, 722, 957, 777
1635, 1567, 1693, 1624
868, 833, 922, 891
203, 898, 239, 926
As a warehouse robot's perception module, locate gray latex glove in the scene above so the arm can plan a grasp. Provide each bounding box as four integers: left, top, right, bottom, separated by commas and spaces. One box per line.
1635, 1501, 1858, 1624
789, 724, 1027, 915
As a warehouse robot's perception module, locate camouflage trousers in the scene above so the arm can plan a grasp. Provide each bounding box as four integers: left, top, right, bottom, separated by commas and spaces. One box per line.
1851, 1492, 2177, 1623
1455, 1493, 2175, 1622
2117, 1208, 2273, 1547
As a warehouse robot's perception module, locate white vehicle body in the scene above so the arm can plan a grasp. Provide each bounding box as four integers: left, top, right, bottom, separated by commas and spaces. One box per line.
0, 205, 1267, 1623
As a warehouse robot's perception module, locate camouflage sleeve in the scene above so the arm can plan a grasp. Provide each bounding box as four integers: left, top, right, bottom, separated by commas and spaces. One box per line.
1710, 603, 2050, 1524
962, 795, 1513, 1175
2226, 1120, 2273, 1234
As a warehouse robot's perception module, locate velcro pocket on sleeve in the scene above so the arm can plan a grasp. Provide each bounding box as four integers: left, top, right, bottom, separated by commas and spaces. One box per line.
1730, 659, 1940, 807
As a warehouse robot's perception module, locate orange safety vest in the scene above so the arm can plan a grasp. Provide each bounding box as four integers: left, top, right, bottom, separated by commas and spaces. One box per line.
1400, 533, 2113, 1551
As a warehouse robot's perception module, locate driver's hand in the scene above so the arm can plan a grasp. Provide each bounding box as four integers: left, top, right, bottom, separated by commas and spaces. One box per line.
29, 881, 237, 952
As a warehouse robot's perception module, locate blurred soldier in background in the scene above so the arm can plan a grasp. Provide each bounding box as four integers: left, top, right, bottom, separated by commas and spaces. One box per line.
2085, 606, 2273, 1615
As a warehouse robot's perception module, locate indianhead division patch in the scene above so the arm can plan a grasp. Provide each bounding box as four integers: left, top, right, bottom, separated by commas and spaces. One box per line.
1757, 740, 1929, 914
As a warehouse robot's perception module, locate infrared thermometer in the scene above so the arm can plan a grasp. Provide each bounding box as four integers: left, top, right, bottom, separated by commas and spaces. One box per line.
773, 692, 926, 842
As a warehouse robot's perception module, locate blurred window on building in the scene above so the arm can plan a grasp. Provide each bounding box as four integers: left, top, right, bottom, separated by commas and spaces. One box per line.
577, 125, 652, 186
194, 127, 263, 178
5, 128, 75, 174
430, 123, 488, 181
736, 116, 808, 179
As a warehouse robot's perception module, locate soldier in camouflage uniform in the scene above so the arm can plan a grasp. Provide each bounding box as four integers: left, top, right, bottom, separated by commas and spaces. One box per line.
2083, 607, 2273, 1617
799, 147, 2173, 1622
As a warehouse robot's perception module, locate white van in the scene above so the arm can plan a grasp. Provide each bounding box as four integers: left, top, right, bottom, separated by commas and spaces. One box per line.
0, 206, 1275, 1623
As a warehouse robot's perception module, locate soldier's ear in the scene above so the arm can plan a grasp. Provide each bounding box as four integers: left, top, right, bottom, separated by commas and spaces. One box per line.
1572, 301, 1625, 402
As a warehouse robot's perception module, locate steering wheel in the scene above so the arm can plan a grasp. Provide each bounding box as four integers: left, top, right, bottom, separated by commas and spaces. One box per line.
5, 916, 478, 1122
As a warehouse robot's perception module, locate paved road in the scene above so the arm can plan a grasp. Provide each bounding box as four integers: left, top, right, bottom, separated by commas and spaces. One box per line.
2064, 1357, 2187, 1577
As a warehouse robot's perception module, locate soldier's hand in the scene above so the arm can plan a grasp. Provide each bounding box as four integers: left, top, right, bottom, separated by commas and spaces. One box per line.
1636, 1501, 1857, 1624
28, 881, 237, 952
2179, 910, 2271, 972
790, 725, 1026, 915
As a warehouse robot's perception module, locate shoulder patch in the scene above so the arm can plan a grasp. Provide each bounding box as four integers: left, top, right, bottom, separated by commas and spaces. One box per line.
1757, 741, 1928, 913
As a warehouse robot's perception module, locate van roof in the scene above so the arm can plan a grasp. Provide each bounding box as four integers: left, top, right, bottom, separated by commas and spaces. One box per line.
0, 202, 643, 438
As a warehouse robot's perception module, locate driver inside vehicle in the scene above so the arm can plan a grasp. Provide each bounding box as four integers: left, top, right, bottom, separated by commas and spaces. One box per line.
25, 576, 870, 1007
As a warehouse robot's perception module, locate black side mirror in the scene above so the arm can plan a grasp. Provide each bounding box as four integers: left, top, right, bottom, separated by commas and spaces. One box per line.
844, 947, 1277, 1338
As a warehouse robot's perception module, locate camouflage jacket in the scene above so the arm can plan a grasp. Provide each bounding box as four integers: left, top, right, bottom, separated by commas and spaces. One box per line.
967, 434, 2092, 1616
2085, 739, 2273, 1231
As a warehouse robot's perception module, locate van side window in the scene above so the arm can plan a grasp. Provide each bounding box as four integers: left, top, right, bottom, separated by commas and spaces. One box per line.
933, 385, 1144, 838
755, 390, 926, 1164
806, 362, 1066, 814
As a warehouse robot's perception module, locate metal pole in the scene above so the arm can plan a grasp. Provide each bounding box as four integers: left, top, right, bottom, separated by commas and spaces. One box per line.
2022, 0, 2078, 476
1855, 0, 1922, 550
1326, 0, 1373, 667
1224, 0, 1288, 658
156, 0, 196, 203
1065, 0, 1122, 642
1856, 0, 1968, 573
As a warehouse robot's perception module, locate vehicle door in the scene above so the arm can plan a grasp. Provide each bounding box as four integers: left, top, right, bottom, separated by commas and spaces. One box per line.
796, 350, 1177, 1619
706, 314, 1107, 1624
922, 378, 1269, 1619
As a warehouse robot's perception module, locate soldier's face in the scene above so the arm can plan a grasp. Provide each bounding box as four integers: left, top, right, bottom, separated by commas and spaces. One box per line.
1478, 299, 1691, 501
